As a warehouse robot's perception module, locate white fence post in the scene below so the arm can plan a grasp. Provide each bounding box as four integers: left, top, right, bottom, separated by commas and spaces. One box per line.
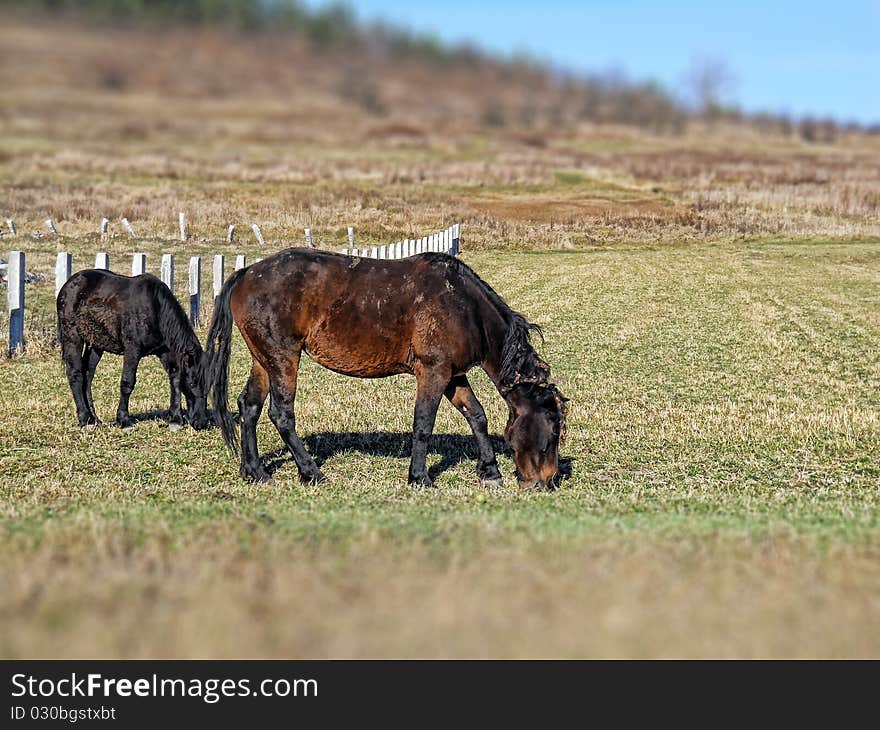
95, 252, 109, 270
161, 253, 174, 291
101, 218, 109, 240
347, 227, 355, 248
379, 245, 386, 259
132, 253, 146, 276
45, 218, 58, 235
252, 224, 264, 246
5, 219, 15, 236
234, 254, 246, 271
227, 224, 235, 243
121, 218, 136, 237
452, 223, 460, 254
178, 212, 187, 242
213, 254, 225, 303
305, 227, 313, 248
7, 251, 25, 356
371, 246, 378, 258
55, 252, 71, 297
189, 256, 201, 325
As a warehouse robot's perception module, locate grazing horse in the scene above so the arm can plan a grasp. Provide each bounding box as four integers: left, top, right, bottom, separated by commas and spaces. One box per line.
57, 270, 208, 431
204, 249, 567, 489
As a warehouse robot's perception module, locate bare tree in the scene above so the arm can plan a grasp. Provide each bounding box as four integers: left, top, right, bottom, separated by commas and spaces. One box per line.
685, 56, 737, 117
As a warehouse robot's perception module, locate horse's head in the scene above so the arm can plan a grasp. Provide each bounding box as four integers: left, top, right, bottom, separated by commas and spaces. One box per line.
503, 381, 568, 491
179, 348, 209, 430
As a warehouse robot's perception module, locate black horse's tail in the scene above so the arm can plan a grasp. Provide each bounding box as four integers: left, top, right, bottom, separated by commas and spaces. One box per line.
203, 267, 248, 457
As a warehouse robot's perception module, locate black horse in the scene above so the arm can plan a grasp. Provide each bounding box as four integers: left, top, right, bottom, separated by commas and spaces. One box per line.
204, 249, 567, 489
57, 270, 208, 431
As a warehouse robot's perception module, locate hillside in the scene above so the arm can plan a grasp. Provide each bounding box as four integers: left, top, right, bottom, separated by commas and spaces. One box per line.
1, 15, 879, 250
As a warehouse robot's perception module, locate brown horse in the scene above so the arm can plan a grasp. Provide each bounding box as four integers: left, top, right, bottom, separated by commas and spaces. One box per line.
204, 249, 567, 489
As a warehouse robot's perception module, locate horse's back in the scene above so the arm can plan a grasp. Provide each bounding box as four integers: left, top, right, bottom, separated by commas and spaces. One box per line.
57, 270, 162, 354
230, 249, 488, 378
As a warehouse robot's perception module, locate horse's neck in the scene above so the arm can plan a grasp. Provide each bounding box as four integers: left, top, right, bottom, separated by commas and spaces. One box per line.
479, 308, 511, 391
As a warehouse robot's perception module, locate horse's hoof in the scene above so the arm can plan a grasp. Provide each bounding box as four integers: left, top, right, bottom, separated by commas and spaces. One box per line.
81, 420, 102, 431
301, 470, 327, 485
480, 477, 504, 489
242, 466, 271, 483
409, 475, 435, 489
168, 422, 185, 432
116, 420, 135, 431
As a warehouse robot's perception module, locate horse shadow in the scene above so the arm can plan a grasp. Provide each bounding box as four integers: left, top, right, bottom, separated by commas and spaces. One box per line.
262, 431, 574, 483
128, 409, 175, 425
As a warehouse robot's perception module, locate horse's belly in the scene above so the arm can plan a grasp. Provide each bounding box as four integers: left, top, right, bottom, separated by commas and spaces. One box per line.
304, 337, 410, 378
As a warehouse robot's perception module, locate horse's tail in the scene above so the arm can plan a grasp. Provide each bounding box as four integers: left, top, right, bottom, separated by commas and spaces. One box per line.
203, 267, 248, 457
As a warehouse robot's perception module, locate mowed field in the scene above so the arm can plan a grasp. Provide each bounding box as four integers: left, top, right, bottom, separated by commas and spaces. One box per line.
1, 241, 879, 658
1, 16, 880, 658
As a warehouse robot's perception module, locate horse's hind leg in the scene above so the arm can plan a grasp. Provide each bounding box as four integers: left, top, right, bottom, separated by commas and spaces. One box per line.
115, 348, 140, 430
444, 374, 503, 487
266, 349, 325, 484
61, 334, 96, 428
238, 360, 270, 482
82, 346, 103, 425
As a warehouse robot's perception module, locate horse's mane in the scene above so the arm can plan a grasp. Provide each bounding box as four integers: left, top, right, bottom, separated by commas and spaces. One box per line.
446, 257, 544, 383
156, 282, 203, 359
446, 256, 568, 441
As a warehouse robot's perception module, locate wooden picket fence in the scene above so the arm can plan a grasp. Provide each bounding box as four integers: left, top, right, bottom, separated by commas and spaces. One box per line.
4, 223, 461, 356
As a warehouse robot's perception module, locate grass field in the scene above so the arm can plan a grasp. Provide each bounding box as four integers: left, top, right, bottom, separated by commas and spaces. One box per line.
2, 241, 879, 657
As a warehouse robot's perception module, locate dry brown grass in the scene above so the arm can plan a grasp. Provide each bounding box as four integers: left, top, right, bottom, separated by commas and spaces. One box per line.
1, 17, 879, 251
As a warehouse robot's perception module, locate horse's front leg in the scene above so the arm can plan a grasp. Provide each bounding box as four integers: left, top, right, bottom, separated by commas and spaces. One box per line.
116, 349, 140, 430
444, 374, 502, 487
160, 352, 185, 430
408, 366, 449, 488
266, 349, 325, 484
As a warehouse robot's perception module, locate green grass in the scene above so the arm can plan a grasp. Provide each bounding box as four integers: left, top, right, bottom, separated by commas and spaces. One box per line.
1, 241, 879, 657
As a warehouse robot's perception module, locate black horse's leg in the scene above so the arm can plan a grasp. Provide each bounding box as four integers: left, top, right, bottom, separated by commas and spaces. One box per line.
444, 374, 503, 487
116, 348, 140, 429
159, 352, 185, 429
238, 361, 270, 482
61, 335, 96, 428
82, 346, 103, 425
408, 366, 448, 487
266, 349, 325, 484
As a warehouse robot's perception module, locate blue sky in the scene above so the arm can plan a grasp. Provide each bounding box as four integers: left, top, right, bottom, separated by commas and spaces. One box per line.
314, 0, 879, 124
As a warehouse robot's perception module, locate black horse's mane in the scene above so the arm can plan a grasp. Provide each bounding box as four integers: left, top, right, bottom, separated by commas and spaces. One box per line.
156, 282, 203, 358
